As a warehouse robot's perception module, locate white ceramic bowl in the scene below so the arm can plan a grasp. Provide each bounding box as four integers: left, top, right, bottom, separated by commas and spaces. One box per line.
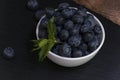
36, 7, 105, 67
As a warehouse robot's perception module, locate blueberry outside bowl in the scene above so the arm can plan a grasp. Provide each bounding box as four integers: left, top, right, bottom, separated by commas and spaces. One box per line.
36, 7, 105, 67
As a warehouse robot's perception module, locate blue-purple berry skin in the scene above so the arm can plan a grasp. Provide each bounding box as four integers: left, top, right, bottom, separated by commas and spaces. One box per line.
45, 8, 55, 18
64, 20, 74, 30
59, 29, 69, 41
2, 47, 15, 59
80, 20, 93, 33
86, 14, 97, 27
77, 8, 87, 17
27, 0, 39, 11
62, 8, 76, 18
59, 43, 72, 57
52, 44, 61, 55
72, 49, 83, 57
35, 10, 45, 20
88, 37, 99, 52
94, 25, 102, 34
54, 15, 65, 25
82, 51, 90, 56
72, 14, 84, 24
83, 31, 94, 42
79, 43, 88, 52
69, 24, 81, 35
58, 2, 70, 10
68, 35, 81, 47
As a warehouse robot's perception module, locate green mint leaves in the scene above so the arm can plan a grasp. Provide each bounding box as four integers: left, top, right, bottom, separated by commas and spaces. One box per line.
33, 17, 56, 61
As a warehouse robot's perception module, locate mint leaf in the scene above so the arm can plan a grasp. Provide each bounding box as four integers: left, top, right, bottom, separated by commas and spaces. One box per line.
38, 39, 48, 48
47, 17, 56, 40
39, 39, 55, 61
32, 16, 56, 61
32, 39, 48, 51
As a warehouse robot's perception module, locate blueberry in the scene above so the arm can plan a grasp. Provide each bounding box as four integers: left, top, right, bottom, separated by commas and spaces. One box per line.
59, 29, 69, 41
72, 49, 83, 57
62, 8, 76, 18
51, 44, 61, 55
86, 14, 97, 27
54, 11, 61, 17
35, 10, 45, 20
79, 43, 88, 52
83, 31, 94, 42
72, 14, 84, 24
64, 20, 74, 30
56, 26, 62, 33
2, 47, 15, 59
80, 21, 92, 33
94, 25, 102, 34
68, 35, 81, 47
27, 0, 39, 11
38, 28, 47, 38
88, 37, 99, 52
96, 34, 102, 44
55, 26, 62, 37
58, 2, 70, 10
40, 17, 48, 28
78, 5, 87, 10
82, 51, 89, 56
69, 24, 81, 35
80, 25, 89, 33
77, 7, 87, 17
45, 8, 55, 18
54, 15, 65, 25
59, 43, 71, 57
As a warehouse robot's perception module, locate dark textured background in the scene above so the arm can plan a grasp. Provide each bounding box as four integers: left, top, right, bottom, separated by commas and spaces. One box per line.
0, 0, 120, 80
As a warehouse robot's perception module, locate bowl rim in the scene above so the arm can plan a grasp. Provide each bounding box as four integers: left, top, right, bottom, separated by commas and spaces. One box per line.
36, 7, 105, 60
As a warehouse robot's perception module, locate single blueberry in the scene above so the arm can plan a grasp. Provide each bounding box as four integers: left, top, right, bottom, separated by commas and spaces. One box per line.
2, 47, 15, 59
59, 29, 69, 41
59, 43, 71, 57
94, 25, 102, 34
45, 7, 55, 18
62, 8, 76, 18
54, 15, 65, 25
38, 28, 48, 38
72, 49, 83, 57
96, 34, 102, 45
35, 10, 45, 20
64, 20, 74, 30
68, 35, 81, 47
54, 11, 61, 17
69, 24, 81, 35
79, 43, 88, 52
72, 14, 84, 24
80, 21, 93, 33
51, 44, 61, 55
55, 26, 62, 37
27, 0, 39, 11
82, 51, 90, 56
58, 2, 70, 10
83, 31, 94, 42
88, 37, 99, 52
77, 6, 87, 17
56, 26, 62, 33
86, 14, 97, 27
80, 25, 89, 33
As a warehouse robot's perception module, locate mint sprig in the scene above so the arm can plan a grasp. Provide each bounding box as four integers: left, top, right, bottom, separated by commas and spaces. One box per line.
33, 17, 56, 61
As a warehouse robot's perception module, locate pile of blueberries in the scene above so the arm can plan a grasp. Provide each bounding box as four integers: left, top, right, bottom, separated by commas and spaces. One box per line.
27, 0, 102, 58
